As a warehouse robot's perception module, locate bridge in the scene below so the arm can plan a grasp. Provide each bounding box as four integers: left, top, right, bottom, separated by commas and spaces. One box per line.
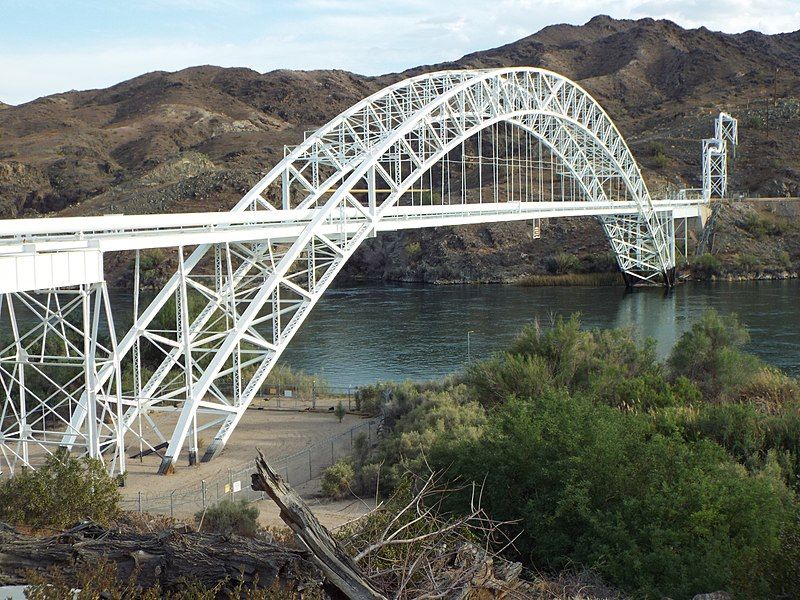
0, 68, 737, 476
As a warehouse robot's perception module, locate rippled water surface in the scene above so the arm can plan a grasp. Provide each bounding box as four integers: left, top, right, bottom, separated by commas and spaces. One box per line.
278, 280, 800, 387
22, 281, 796, 388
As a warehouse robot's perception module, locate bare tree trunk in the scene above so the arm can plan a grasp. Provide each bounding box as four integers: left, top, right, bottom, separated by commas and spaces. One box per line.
0, 521, 320, 593
251, 451, 388, 600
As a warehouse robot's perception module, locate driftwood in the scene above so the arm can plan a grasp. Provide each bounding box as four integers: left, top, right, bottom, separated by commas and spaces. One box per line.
0, 520, 320, 593
251, 450, 388, 600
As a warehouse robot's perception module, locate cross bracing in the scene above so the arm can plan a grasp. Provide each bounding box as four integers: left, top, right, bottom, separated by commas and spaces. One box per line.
0, 68, 732, 475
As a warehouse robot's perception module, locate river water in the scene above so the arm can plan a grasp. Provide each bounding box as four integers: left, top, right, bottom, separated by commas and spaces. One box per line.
280, 280, 800, 387
9, 281, 798, 387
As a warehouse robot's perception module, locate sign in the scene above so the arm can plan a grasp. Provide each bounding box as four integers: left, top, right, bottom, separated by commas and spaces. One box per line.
232, 480, 241, 493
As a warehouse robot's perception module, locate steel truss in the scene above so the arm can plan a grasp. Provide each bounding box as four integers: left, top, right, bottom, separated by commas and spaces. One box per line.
0, 68, 716, 475
703, 112, 738, 200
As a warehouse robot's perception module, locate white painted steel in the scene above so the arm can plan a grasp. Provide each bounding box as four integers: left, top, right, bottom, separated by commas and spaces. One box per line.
0, 249, 103, 293
0, 68, 726, 475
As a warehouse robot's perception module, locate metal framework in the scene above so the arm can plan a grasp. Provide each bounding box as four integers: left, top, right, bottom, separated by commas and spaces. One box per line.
703, 112, 738, 200
0, 68, 725, 475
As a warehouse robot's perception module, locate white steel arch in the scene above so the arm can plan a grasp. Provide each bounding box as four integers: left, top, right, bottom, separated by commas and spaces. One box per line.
150, 67, 674, 472
0, 68, 709, 475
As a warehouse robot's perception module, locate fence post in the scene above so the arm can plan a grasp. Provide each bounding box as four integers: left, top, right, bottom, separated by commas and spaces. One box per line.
229, 469, 234, 500
368, 421, 372, 444
350, 428, 353, 449
284, 464, 289, 484
331, 439, 334, 463
170, 490, 175, 518
201, 480, 207, 510
138, 491, 142, 514
308, 448, 312, 481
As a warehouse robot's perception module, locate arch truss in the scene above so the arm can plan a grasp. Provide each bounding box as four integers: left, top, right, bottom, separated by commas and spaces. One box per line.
0, 68, 715, 475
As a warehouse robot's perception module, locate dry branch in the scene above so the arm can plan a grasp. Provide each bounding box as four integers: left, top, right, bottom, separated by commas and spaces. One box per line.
251, 450, 388, 600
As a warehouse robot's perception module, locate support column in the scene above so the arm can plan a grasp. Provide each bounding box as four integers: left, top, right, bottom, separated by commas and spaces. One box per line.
177, 246, 198, 468
82, 284, 100, 459
101, 283, 125, 476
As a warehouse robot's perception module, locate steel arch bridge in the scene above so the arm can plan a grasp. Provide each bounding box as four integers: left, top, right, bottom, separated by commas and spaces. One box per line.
0, 68, 735, 475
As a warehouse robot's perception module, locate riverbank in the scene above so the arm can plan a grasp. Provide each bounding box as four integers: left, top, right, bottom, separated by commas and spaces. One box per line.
340, 200, 800, 287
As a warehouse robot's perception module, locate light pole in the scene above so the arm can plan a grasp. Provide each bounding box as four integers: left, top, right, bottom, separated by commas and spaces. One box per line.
467, 330, 474, 363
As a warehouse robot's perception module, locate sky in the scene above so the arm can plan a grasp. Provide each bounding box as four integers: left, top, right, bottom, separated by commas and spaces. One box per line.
1, 0, 799, 105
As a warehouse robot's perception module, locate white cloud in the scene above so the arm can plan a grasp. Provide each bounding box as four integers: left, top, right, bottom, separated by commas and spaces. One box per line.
1, 0, 798, 104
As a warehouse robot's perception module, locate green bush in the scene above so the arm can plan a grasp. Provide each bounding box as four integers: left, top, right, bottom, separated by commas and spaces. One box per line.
669, 310, 761, 401
352, 311, 800, 598
196, 499, 259, 537
321, 460, 355, 499
405, 241, 422, 259
334, 401, 346, 422
547, 252, 581, 274
261, 364, 329, 400
745, 114, 766, 130
740, 212, 786, 238
692, 253, 722, 277
0, 452, 120, 531
433, 394, 796, 599
735, 252, 762, 272
647, 141, 666, 157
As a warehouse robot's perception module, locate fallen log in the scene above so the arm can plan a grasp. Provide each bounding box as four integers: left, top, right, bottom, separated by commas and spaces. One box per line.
0, 520, 320, 594
251, 450, 387, 600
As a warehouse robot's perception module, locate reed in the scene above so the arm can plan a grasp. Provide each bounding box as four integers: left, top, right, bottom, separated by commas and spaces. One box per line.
517, 272, 623, 287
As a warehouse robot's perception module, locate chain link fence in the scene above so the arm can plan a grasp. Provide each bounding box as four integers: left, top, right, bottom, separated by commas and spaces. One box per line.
120, 415, 382, 519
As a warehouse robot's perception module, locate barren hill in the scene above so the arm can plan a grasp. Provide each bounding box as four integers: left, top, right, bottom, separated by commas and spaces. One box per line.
0, 16, 798, 283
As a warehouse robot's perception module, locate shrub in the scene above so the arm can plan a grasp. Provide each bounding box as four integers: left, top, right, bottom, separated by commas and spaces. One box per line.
466, 352, 551, 406
433, 394, 796, 599
668, 310, 761, 401
735, 252, 762, 272
647, 141, 665, 156
745, 114, 766, 130
547, 252, 581, 274
737, 366, 800, 413
197, 499, 259, 537
334, 400, 346, 422
0, 452, 120, 531
778, 250, 793, 270
691, 253, 722, 277
405, 241, 422, 259
321, 460, 355, 499
740, 212, 785, 238
503, 315, 663, 397
261, 364, 329, 400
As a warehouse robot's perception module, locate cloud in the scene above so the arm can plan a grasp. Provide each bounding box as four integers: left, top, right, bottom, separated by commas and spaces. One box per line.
1, 0, 798, 104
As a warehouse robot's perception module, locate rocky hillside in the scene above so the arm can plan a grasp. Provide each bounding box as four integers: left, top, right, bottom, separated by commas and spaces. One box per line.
0, 16, 798, 283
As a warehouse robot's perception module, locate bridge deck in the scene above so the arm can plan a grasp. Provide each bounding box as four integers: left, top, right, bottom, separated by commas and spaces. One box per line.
0, 199, 706, 255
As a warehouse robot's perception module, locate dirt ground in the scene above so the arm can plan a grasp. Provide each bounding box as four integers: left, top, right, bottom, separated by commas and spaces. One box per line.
122, 395, 363, 499
256, 480, 377, 532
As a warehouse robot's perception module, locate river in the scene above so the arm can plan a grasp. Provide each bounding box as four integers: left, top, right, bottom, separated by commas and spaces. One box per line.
280, 280, 800, 387
6, 281, 798, 387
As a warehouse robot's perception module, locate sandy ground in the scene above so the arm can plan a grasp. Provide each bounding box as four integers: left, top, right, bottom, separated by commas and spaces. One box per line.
121, 395, 364, 499
256, 479, 377, 531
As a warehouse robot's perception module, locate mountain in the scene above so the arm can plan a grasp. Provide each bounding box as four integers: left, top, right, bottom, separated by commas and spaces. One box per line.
0, 16, 798, 283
